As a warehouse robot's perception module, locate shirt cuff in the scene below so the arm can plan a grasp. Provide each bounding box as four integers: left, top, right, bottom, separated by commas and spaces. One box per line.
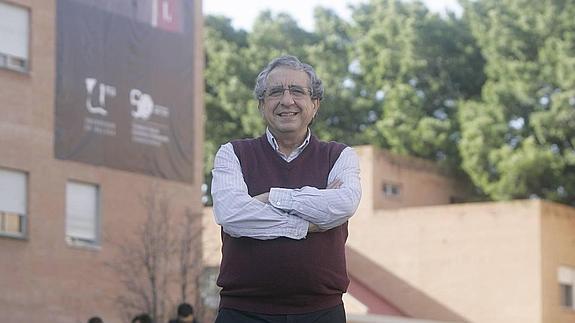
269, 187, 294, 212
285, 215, 309, 240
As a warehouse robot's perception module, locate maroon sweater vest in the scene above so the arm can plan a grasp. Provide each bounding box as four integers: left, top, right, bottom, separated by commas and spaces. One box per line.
217, 134, 350, 314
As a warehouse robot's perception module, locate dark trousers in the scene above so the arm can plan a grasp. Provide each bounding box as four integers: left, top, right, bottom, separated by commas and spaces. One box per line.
214, 304, 346, 323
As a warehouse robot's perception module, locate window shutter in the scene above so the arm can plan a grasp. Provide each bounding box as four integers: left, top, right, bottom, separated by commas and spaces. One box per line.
66, 182, 99, 242
0, 168, 27, 215
0, 3, 29, 60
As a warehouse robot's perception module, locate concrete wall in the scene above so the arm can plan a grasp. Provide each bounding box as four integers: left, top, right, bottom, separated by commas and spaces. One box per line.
0, 0, 204, 322
348, 200, 543, 323
354, 146, 464, 211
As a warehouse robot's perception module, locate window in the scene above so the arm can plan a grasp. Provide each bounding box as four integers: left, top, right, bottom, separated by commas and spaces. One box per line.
561, 284, 573, 308
0, 2, 30, 72
383, 182, 401, 197
66, 181, 100, 247
0, 168, 27, 238
559, 266, 575, 309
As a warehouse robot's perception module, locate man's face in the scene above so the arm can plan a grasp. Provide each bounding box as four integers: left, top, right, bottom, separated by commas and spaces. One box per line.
259, 67, 319, 140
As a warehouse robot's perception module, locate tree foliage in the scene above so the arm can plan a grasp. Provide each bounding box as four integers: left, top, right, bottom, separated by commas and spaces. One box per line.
351, 0, 484, 170
203, 0, 575, 206
459, 0, 575, 203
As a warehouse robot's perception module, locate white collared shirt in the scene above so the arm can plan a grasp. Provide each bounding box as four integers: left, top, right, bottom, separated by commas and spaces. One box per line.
266, 128, 311, 162
211, 129, 362, 240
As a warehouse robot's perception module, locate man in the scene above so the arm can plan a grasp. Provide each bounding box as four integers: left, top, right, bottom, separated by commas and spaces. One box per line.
168, 303, 198, 323
211, 55, 361, 323
87, 317, 103, 323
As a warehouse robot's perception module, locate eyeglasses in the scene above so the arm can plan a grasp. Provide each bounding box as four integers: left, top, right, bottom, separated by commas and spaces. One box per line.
264, 85, 311, 99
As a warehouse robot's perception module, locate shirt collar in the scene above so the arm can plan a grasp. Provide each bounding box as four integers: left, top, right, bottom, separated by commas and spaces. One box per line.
265, 127, 311, 160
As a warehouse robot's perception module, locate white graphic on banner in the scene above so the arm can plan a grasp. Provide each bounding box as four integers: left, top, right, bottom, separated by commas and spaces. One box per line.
162, 1, 174, 22
130, 89, 155, 120
85, 77, 117, 116
132, 123, 169, 146
130, 88, 172, 147
84, 117, 117, 136
130, 88, 171, 120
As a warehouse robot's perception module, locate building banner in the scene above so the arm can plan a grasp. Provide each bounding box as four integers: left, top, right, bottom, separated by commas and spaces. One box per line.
55, 0, 195, 183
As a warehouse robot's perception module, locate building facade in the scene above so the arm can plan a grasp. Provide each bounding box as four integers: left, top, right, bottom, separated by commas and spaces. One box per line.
349, 199, 575, 323
203, 144, 575, 323
0, 1, 204, 322
354, 145, 468, 211
349, 146, 575, 323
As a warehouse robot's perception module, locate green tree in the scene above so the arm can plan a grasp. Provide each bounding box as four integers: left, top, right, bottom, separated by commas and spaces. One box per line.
247, 11, 317, 64
304, 7, 366, 144
203, 16, 255, 187
459, 0, 575, 204
350, 0, 485, 172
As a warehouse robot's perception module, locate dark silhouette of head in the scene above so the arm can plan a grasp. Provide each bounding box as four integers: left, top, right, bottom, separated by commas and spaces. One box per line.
131, 313, 152, 323
177, 303, 194, 317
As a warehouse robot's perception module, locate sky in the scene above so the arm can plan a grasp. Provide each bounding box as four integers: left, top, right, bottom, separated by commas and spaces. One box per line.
203, 0, 462, 31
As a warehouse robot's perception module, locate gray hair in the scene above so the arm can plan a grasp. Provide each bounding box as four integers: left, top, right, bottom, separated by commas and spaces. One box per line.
254, 55, 324, 101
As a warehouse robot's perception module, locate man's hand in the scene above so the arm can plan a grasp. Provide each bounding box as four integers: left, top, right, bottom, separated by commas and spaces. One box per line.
254, 192, 270, 203
308, 223, 321, 233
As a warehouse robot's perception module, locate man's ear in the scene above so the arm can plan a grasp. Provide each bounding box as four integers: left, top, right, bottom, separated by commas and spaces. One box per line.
313, 99, 320, 113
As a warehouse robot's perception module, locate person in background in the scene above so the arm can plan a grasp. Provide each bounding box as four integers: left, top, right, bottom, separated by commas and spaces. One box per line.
168, 302, 198, 323
132, 313, 153, 323
211, 55, 362, 323
87, 317, 103, 323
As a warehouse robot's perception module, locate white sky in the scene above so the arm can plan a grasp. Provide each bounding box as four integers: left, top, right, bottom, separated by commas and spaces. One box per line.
203, 0, 462, 31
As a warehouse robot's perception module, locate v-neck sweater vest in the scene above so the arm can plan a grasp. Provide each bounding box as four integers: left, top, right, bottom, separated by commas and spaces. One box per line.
217, 134, 349, 314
